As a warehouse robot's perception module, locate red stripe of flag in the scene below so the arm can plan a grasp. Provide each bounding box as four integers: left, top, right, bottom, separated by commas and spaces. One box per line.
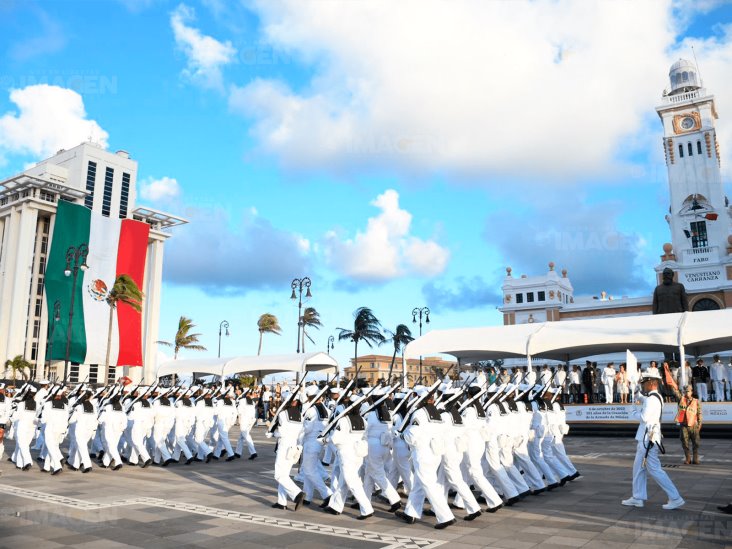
115, 219, 150, 366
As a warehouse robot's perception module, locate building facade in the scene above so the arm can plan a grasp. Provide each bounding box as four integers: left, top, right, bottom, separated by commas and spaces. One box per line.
499, 60, 732, 325
0, 142, 185, 383
342, 354, 456, 386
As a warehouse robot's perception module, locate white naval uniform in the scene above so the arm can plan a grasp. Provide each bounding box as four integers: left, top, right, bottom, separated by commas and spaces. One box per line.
602, 367, 616, 404
173, 397, 195, 461
213, 396, 238, 458
539, 399, 573, 480
32, 387, 49, 451
41, 397, 69, 473
11, 399, 38, 469
482, 400, 520, 499
630, 391, 681, 503
495, 400, 530, 494
438, 404, 481, 515
99, 397, 127, 468
362, 404, 400, 507
301, 401, 332, 502
327, 412, 374, 516
193, 398, 215, 460
389, 407, 414, 495
550, 401, 577, 477
402, 404, 455, 524
235, 397, 258, 457
151, 396, 175, 464
710, 361, 726, 402
126, 398, 153, 465
512, 399, 545, 490
271, 406, 304, 507
528, 399, 559, 485
0, 393, 11, 459
68, 398, 98, 470
459, 400, 503, 507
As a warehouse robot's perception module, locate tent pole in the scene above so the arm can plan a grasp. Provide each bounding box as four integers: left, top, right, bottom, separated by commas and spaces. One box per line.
678, 312, 690, 388
402, 354, 407, 389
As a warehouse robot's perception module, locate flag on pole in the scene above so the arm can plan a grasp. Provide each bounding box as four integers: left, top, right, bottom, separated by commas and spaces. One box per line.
45, 200, 150, 366
626, 349, 638, 384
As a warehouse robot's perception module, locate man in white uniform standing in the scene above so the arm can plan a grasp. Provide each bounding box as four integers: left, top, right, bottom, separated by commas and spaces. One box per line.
621, 371, 684, 510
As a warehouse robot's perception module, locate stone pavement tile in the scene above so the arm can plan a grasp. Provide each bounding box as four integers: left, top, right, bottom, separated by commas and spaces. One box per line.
197, 526, 250, 538
582, 540, 631, 549
543, 535, 588, 547
483, 538, 538, 549
52, 533, 112, 545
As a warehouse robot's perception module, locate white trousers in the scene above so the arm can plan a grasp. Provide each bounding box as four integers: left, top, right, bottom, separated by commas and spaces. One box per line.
302, 438, 332, 501
213, 421, 234, 457
695, 383, 708, 402
632, 440, 681, 502
513, 438, 545, 490
712, 381, 725, 402
552, 436, 577, 476
528, 435, 559, 485
541, 435, 572, 479
328, 445, 373, 515
604, 380, 614, 403
274, 439, 302, 506
236, 428, 256, 456
363, 437, 400, 505
483, 437, 519, 499
404, 448, 454, 523
439, 448, 481, 515
389, 438, 413, 495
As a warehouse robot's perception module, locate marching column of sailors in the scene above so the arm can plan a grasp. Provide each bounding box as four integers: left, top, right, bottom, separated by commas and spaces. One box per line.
0, 380, 259, 475
268, 375, 580, 529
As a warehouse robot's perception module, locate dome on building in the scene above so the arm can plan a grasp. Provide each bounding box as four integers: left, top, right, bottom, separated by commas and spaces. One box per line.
668, 58, 700, 94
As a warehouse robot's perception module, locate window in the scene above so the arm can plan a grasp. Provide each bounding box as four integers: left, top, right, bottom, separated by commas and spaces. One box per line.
69, 363, 80, 383
682, 71, 688, 82
120, 172, 130, 218
690, 220, 708, 248
688, 142, 693, 156
34, 298, 42, 317
89, 364, 98, 385
516, 293, 524, 304
33, 319, 40, 338
538, 291, 546, 301
102, 167, 114, 217
107, 364, 116, 384
697, 141, 702, 154
84, 161, 97, 209
678, 144, 684, 158
31, 343, 38, 361
527, 292, 535, 303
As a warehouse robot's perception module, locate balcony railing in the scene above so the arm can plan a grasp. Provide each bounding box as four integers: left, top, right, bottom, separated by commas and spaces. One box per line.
662, 89, 705, 104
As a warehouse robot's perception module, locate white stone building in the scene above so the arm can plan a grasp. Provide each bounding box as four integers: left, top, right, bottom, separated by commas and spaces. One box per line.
0, 142, 186, 383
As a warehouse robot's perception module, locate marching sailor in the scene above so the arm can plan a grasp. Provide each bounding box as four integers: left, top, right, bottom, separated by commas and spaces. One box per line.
213, 387, 238, 461
150, 386, 176, 466
40, 386, 70, 475
126, 386, 154, 468
67, 387, 97, 473
235, 386, 258, 460
301, 384, 333, 506
622, 371, 684, 510
10, 386, 39, 470
482, 384, 521, 505
98, 386, 128, 470
0, 384, 10, 460
268, 389, 305, 511
172, 387, 196, 465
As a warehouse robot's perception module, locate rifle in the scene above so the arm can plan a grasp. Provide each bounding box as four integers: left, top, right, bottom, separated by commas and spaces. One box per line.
396, 379, 442, 434
330, 366, 362, 417
266, 373, 309, 436
126, 382, 159, 414
317, 391, 371, 441
431, 364, 456, 406
360, 383, 400, 416
301, 383, 331, 414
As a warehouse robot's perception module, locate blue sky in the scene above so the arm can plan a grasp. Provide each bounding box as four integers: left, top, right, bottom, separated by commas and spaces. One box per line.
2, 0, 732, 373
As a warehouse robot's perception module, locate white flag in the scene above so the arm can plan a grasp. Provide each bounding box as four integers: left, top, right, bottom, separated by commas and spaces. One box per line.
626, 349, 638, 383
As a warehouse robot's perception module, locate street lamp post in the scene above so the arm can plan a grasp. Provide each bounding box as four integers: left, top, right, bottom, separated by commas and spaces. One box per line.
218, 320, 230, 358
327, 335, 335, 355
63, 244, 89, 380
45, 300, 61, 379
290, 277, 312, 353
412, 306, 430, 382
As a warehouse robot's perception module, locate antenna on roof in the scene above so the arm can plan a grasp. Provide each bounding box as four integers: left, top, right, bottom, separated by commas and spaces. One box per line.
691, 45, 703, 87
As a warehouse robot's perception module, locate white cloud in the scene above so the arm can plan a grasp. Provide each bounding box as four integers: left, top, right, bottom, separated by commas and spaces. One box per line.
323, 189, 449, 282
0, 84, 108, 162
230, 0, 687, 181
170, 3, 237, 90
138, 176, 181, 202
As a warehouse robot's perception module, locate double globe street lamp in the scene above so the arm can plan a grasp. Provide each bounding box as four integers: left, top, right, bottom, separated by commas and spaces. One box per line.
63, 243, 89, 380
218, 320, 230, 358
412, 306, 430, 382
290, 277, 312, 354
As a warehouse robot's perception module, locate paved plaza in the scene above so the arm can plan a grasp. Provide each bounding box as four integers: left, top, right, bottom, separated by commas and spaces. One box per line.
0, 430, 730, 549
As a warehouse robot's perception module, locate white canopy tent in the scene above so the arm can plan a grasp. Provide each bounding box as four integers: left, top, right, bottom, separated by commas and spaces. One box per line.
403, 309, 732, 387
156, 352, 338, 384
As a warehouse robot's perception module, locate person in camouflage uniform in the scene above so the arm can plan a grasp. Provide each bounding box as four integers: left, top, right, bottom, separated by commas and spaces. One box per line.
663, 363, 702, 464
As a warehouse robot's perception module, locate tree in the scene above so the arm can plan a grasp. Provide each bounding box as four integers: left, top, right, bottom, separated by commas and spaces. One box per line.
105, 274, 143, 371
257, 313, 282, 355
301, 307, 322, 353
157, 316, 207, 359
5, 355, 32, 383
337, 307, 385, 380
384, 324, 414, 381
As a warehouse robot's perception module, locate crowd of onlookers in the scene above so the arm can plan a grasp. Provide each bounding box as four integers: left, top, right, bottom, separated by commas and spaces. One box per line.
492, 355, 732, 404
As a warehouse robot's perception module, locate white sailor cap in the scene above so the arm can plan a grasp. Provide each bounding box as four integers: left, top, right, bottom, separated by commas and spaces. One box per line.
438, 383, 451, 393
39, 379, 50, 385
394, 392, 408, 400
413, 385, 426, 393
640, 371, 662, 381
330, 386, 342, 394
545, 386, 560, 394
0, 383, 5, 390
305, 385, 319, 397
518, 383, 530, 392
416, 387, 430, 398
27, 385, 38, 393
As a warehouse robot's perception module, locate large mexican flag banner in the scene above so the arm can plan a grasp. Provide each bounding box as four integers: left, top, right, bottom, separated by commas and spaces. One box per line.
45, 200, 150, 366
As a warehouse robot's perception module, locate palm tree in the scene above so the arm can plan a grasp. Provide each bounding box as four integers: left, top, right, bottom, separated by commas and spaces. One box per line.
337, 307, 385, 380
105, 274, 143, 372
157, 316, 207, 359
301, 307, 322, 353
384, 324, 414, 381
5, 355, 32, 383
257, 313, 282, 355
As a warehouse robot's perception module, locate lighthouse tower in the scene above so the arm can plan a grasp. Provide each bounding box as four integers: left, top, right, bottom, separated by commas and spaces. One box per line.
655, 59, 732, 310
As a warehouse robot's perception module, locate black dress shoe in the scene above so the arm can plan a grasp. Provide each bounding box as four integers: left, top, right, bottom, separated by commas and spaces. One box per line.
324, 507, 341, 515
98, 462, 108, 469
532, 488, 546, 495
112, 463, 123, 471
294, 492, 305, 511
357, 513, 373, 520
82, 467, 92, 474
67, 463, 78, 471
89, 453, 97, 459
717, 504, 732, 515
486, 503, 503, 513
302, 500, 311, 506
395, 510, 416, 524
476, 495, 487, 504
248, 453, 258, 460
349, 502, 360, 510
142, 459, 152, 468
319, 496, 331, 509
51, 468, 62, 476
186, 457, 194, 465
234, 452, 241, 459
505, 496, 519, 506
519, 490, 530, 499
423, 509, 436, 517
569, 471, 581, 480
271, 503, 287, 510
560, 476, 569, 486
226, 455, 236, 462
211, 454, 220, 460
205, 453, 213, 464
435, 518, 456, 530
547, 483, 559, 491
388, 502, 401, 513
464, 511, 482, 521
